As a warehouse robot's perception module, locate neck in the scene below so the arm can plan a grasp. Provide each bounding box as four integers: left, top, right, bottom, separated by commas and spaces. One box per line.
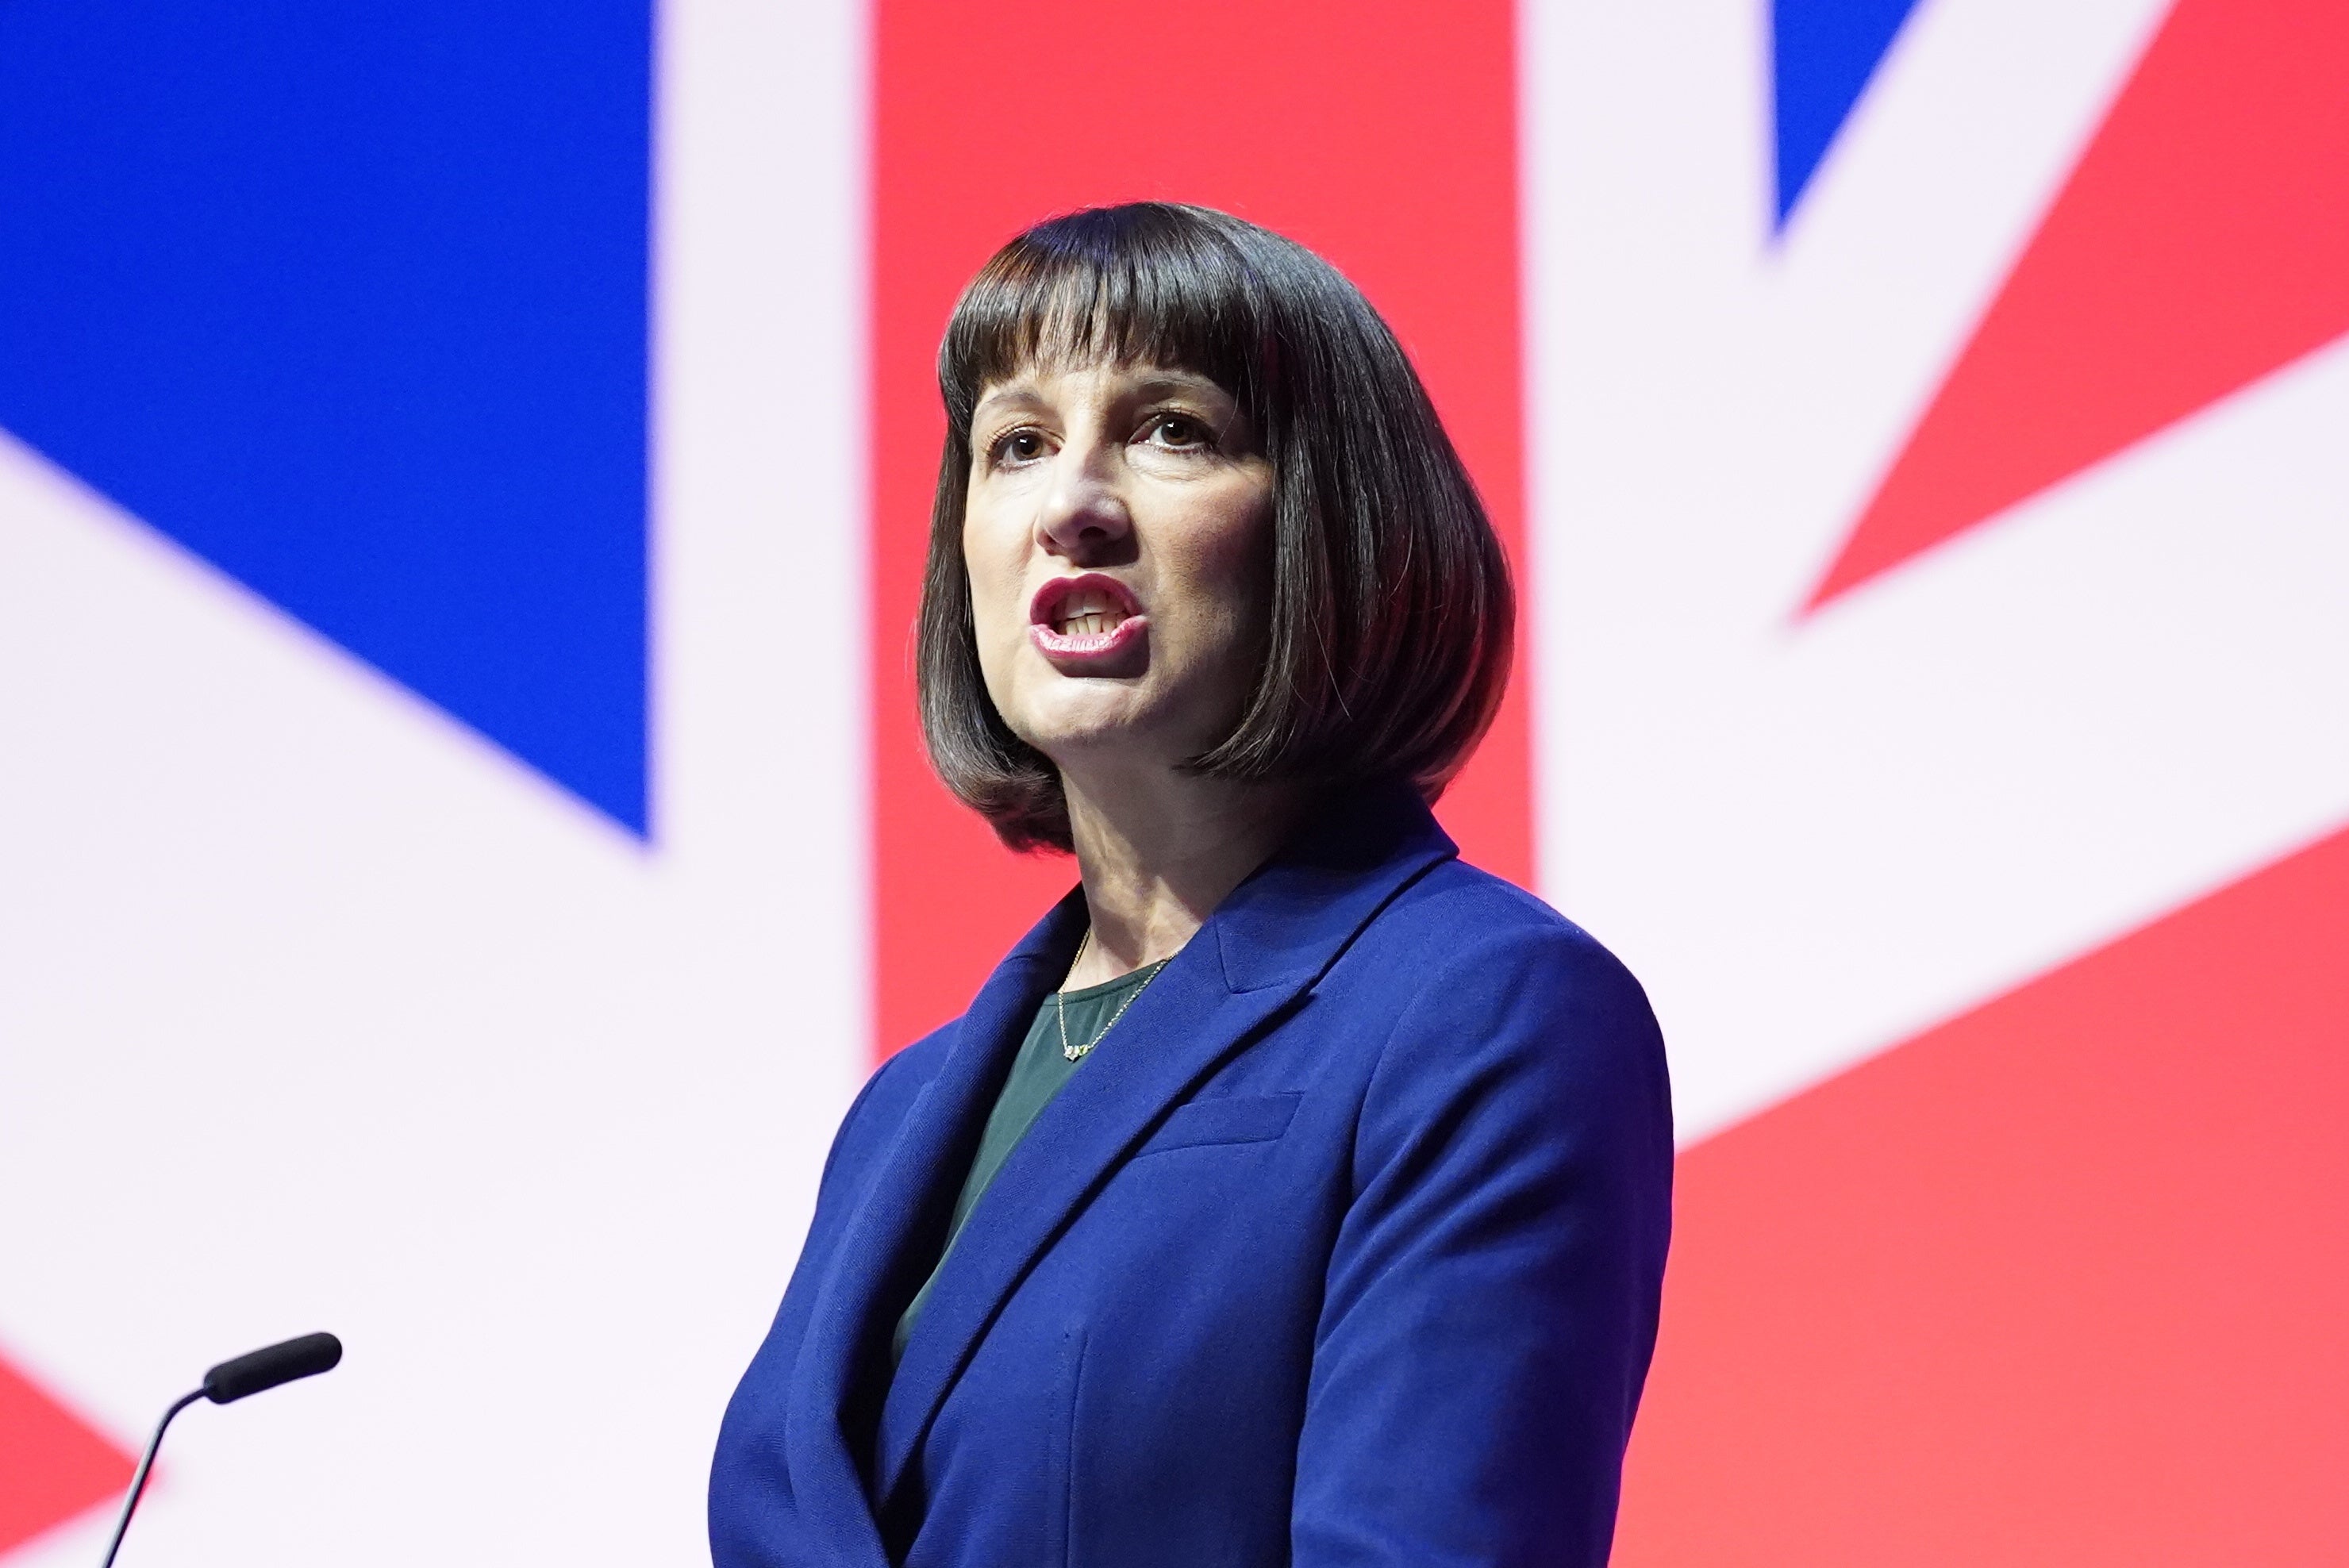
1057, 761, 1305, 990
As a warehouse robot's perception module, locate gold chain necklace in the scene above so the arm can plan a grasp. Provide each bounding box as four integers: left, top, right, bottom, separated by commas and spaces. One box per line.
1057, 930, 1169, 1062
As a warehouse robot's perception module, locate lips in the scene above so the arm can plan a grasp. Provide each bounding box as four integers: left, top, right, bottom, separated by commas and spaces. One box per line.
1029, 573, 1148, 662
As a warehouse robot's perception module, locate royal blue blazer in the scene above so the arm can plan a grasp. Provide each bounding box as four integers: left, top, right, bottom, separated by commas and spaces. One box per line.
710, 784, 1672, 1567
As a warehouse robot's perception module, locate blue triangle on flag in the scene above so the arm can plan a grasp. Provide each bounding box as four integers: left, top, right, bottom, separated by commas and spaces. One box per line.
1773, 0, 1925, 225
0, 0, 651, 832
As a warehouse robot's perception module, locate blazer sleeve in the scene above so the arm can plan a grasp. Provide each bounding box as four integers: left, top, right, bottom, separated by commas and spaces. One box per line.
1290, 922, 1673, 1568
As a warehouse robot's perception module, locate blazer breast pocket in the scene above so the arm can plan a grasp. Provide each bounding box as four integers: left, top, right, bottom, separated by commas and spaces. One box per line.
1134, 1093, 1302, 1158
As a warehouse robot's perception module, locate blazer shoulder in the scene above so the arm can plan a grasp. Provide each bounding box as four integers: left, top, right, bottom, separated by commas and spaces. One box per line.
1340, 859, 1669, 1124
1372, 855, 1642, 993
874, 1016, 960, 1093
818, 1018, 959, 1191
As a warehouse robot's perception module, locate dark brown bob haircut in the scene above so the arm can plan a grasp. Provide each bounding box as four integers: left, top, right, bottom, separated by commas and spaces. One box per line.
918, 202, 1513, 852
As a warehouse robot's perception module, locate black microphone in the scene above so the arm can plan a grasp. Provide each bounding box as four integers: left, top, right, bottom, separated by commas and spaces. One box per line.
201, 1332, 343, 1404
98, 1332, 343, 1568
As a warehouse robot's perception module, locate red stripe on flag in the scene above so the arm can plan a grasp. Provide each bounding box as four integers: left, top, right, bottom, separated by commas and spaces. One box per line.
1810, 0, 2349, 609
871, 0, 1529, 1055
0, 1349, 131, 1555
1617, 823, 2349, 1563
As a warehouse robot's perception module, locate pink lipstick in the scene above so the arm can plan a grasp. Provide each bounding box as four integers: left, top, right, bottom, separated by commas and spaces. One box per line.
1029, 573, 1148, 664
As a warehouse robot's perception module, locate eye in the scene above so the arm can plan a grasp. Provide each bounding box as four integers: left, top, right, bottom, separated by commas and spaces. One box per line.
987, 426, 1049, 467
1142, 411, 1214, 450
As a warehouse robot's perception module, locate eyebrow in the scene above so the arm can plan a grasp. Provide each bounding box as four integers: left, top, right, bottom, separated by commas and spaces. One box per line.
971, 369, 1229, 423
1128, 372, 1225, 401
971, 386, 1048, 422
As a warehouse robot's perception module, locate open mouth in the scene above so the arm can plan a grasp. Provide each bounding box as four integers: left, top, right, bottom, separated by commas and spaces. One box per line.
1029, 573, 1148, 659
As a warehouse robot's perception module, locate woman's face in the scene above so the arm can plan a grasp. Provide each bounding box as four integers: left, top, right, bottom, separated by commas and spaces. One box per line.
963, 359, 1276, 778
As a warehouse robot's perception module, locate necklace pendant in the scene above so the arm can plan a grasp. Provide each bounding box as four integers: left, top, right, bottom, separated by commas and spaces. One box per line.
1055, 945, 1167, 1065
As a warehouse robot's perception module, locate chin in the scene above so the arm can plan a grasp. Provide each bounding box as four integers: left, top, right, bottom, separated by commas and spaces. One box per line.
1015, 710, 1144, 762
1010, 690, 1174, 763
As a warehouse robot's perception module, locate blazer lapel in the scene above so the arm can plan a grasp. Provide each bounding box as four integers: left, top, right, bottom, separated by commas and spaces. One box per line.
783, 890, 1089, 1563
873, 782, 1457, 1504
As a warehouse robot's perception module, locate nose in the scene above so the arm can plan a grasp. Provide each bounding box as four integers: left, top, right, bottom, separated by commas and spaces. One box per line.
1033, 435, 1132, 562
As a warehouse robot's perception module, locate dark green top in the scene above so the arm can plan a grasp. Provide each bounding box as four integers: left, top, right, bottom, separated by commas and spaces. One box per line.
890, 960, 1168, 1365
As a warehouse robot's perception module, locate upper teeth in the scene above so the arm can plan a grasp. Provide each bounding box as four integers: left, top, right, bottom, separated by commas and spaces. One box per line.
1055, 589, 1127, 634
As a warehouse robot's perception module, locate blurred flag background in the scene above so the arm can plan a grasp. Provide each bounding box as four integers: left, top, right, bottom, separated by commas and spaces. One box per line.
3, 1, 2343, 1562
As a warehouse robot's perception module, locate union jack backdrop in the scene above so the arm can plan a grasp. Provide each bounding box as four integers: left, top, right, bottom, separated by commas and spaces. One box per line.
3, 1, 2343, 1562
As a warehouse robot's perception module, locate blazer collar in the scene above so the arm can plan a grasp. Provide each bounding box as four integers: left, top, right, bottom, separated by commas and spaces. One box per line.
869, 780, 1457, 1506
782, 891, 1085, 1567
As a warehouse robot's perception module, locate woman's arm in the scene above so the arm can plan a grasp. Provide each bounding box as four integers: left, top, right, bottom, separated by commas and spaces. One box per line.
1292, 922, 1673, 1568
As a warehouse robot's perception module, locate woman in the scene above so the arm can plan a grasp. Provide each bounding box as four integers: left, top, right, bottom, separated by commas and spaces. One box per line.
711, 203, 1671, 1568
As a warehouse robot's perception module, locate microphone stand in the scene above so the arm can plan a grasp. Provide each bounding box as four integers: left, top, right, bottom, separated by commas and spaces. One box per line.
98, 1388, 204, 1568
92, 1332, 342, 1567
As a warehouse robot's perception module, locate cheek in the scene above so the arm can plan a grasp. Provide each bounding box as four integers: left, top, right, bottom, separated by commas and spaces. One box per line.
959, 523, 1032, 718
1205, 498, 1277, 629
962, 509, 1028, 640
1159, 495, 1276, 670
